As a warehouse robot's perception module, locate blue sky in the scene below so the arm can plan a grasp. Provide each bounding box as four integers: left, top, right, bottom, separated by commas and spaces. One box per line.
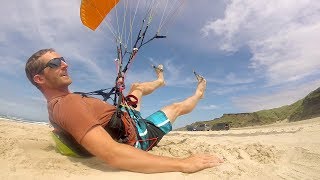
0, 0, 320, 129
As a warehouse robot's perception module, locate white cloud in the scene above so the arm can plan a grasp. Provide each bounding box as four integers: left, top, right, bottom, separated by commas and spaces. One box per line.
232, 79, 320, 112
201, 0, 320, 85
199, 104, 219, 110
207, 72, 254, 85
0, 1, 116, 82
210, 85, 250, 95
160, 97, 184, 105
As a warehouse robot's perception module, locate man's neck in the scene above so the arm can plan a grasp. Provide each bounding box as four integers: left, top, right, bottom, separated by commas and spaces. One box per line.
43, 87, 70, 102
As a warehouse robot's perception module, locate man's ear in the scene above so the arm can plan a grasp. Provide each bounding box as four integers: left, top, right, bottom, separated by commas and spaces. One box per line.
33, 74, 45, 85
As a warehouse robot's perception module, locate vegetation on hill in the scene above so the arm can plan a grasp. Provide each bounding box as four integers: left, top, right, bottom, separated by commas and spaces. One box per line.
177, 87, 320, 130
289, 87, 320, 121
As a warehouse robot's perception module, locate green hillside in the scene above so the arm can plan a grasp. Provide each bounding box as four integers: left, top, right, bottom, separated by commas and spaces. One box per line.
178, 87, 320, 130
289, 87, 320, 121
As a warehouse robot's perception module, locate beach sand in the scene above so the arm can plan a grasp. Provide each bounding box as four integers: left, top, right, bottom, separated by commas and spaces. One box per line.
1, 117, 319, 180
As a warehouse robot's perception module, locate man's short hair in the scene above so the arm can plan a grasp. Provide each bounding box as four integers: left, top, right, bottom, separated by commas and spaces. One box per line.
25, 48, 55, 89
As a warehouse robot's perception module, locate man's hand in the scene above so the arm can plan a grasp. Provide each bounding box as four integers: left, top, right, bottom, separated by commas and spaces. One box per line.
180, 154, 224, 173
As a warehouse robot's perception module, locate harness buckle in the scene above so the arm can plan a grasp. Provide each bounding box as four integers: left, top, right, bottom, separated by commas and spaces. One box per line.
125, 94, 138, 108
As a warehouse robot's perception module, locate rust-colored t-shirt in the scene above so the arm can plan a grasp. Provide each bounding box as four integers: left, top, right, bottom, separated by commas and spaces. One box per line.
47, 93, 116, 143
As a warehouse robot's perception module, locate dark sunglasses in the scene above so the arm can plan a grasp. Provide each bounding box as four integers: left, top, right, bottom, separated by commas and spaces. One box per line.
37, 57, 66, 74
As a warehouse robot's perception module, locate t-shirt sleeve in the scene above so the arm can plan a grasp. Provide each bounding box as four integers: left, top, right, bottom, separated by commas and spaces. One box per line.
54, 96, 100, 143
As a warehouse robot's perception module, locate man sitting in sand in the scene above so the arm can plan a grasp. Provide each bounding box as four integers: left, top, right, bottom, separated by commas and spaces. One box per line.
25, 48, 223, 173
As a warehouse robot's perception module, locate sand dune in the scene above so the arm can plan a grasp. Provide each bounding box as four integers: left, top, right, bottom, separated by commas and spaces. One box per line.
1, 117, 319, 180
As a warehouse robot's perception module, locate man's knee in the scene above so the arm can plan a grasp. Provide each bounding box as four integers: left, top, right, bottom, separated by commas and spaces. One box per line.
170, 102, 181, 112
161, 102, 182, 121
130, 83, 142, 91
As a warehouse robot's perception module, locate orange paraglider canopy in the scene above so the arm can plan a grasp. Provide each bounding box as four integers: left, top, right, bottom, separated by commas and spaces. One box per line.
80, 0, 120, 31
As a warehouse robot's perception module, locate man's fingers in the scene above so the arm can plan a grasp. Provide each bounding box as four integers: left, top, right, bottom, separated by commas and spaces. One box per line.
199, 160, 222, 170
191, 154, 224, 164
200, 154, 224, 166
199, 154, 224, 161
181, 154, 224, 173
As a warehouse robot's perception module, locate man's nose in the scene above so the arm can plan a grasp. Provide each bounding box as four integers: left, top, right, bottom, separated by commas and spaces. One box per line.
61, 60, 68, 68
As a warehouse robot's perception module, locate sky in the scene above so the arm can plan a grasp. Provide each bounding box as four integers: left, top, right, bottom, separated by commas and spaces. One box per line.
0, 0, 320, 129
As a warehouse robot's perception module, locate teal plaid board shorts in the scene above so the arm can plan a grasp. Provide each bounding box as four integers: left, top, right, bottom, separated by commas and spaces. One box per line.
124, 109, 172, 150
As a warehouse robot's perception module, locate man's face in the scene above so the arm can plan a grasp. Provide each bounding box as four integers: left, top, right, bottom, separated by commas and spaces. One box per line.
37, 51, 72, 90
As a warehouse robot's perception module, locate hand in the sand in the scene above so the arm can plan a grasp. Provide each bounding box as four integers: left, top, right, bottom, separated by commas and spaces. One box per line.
180, 154, 223, 173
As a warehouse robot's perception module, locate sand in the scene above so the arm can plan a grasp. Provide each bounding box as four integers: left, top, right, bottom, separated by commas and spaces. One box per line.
1, 117, 320, 180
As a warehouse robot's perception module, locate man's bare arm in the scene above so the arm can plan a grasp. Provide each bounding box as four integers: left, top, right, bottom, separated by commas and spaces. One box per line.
81, 126, 223, 173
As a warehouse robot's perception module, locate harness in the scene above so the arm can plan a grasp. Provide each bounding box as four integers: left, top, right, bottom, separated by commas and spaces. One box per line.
50, 95, 163, 157
49, 99, 139, 157
72, 90, 140, 144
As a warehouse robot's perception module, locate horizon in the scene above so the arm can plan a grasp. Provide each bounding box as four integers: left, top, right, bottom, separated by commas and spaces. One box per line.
1, 0, 320, 129
1, 85, 318, 127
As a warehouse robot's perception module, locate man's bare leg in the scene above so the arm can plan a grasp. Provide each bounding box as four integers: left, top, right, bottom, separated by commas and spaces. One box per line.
128, 65, 165, 111
161, 77, 206, 124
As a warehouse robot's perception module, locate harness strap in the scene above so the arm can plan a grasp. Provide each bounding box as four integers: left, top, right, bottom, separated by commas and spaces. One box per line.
125, 95, 138, 108
104, 111, 128, 143
74, 87, 117, 104
123, 106, 163, 151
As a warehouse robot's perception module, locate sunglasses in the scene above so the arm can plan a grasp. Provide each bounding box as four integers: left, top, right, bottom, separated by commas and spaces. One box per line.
37, 57, 66, 74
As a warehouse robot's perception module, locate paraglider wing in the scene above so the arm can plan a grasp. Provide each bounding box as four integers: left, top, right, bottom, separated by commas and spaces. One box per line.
80, 0, 120, 31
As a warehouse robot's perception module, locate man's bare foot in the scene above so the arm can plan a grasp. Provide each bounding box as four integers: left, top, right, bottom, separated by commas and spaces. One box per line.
194, 71, 206, 99
193, 70, 205, 82
152, 64, 165, 86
